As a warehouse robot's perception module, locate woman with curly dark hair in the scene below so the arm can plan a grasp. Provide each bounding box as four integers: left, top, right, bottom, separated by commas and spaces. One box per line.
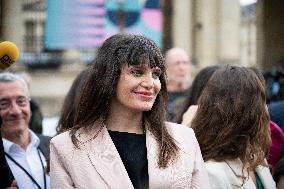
49, 34, 209, 189
191, 65, 276, 188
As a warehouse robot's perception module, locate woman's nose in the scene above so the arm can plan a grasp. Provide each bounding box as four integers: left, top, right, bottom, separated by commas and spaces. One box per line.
141, 75, 154, 88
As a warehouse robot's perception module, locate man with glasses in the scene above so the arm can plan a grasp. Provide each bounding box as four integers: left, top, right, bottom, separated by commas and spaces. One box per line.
0, 72, 50, 189
165, 47, 191, 122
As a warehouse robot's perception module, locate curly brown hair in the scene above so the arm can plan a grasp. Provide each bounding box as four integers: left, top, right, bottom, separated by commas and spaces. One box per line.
69, 33, 179, 168
191, 65, 271, 171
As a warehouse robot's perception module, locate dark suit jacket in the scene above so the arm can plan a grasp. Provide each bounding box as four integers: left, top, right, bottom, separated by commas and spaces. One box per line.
269, 100, 284, 131
37, 134, 51, 161
0, 133, 14, 189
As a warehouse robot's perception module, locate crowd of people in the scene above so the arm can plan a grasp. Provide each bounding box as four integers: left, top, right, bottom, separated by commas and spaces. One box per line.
1, 33, 283, 189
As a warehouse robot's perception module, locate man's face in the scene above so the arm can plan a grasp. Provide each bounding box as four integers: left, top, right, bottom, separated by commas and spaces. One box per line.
166, 50, 190, 83
0, 81, 31, 138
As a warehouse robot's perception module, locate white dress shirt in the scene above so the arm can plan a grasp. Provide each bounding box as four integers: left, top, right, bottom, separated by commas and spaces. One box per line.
3, 130, 50, 189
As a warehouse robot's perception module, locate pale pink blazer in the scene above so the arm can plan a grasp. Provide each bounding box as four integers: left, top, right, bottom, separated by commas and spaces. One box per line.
50, 122, 210, 189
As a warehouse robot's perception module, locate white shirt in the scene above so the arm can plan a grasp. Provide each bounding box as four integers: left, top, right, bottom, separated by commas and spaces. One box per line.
3, 130, 50, 189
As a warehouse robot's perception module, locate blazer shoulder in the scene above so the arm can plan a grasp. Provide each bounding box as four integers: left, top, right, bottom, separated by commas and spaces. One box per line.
165, 122, 195, 140
165, 122, 198, 152
50, 131, 72, 147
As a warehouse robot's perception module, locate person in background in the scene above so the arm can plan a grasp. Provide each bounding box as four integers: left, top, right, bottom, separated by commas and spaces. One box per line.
18, 72, 44, 134
251, 67, 284, 170
192, 66, 276, 188
50, 34, 209, 189
0, 72, 50, 189
269, 121, 284, 170
176, 65, 220, 125
165, 47, 191, 122
178, 65, 283, 171
269, 100, 284, 131
273, 142, 284, 189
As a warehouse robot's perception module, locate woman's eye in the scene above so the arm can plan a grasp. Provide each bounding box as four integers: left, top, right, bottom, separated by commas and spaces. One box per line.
153, 71, 161, 79
131, 70, 143, 77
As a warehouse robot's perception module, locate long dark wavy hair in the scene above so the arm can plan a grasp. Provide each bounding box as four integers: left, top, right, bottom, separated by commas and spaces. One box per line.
69, 33, 179, 168
191, 65, 271, 171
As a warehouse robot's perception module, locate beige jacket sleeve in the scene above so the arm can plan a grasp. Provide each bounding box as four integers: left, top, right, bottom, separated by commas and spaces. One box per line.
50, 137, 76, 189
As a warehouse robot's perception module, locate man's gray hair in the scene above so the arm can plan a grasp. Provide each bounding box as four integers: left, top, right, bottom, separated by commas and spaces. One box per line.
0, 72, 30, 95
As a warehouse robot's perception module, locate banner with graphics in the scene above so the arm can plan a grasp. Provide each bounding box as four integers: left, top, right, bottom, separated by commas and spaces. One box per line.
45, 0, 162, 49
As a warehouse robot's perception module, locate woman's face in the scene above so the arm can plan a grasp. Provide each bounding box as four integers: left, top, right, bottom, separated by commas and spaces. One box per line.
114, 64, 162, 112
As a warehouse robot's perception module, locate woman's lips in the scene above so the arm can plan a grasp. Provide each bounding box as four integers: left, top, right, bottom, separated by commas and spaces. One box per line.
135, 92, 154, 100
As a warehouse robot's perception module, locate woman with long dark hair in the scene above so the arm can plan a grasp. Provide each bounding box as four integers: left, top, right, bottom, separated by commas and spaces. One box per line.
49, 34, 209, 189
192, 66, 276, 188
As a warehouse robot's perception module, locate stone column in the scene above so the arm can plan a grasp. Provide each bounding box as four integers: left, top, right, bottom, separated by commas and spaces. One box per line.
257, 0, 284, 69
172, 0, 192, 56
2, 0, 23, 50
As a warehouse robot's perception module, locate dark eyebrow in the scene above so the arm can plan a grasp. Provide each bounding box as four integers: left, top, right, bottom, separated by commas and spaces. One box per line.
0, 98, 9, 102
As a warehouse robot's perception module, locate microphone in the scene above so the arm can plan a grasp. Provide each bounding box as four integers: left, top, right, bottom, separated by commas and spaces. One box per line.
0, 41, 20, 70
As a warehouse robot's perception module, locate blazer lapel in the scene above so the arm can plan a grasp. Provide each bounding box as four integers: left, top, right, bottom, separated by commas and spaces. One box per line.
146, 123, 190, 189
146, 129, 163, 188
77, 125, 133, 189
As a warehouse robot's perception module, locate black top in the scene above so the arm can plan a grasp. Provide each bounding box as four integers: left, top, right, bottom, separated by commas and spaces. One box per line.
108, 130, 149, 189
0, 131, 15, 188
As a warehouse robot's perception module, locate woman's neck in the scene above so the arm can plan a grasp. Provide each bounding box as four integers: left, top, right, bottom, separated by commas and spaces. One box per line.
106, 109, 144, 134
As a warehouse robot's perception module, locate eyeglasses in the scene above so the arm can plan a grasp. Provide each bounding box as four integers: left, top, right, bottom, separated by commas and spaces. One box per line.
0, 96, 30, 111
